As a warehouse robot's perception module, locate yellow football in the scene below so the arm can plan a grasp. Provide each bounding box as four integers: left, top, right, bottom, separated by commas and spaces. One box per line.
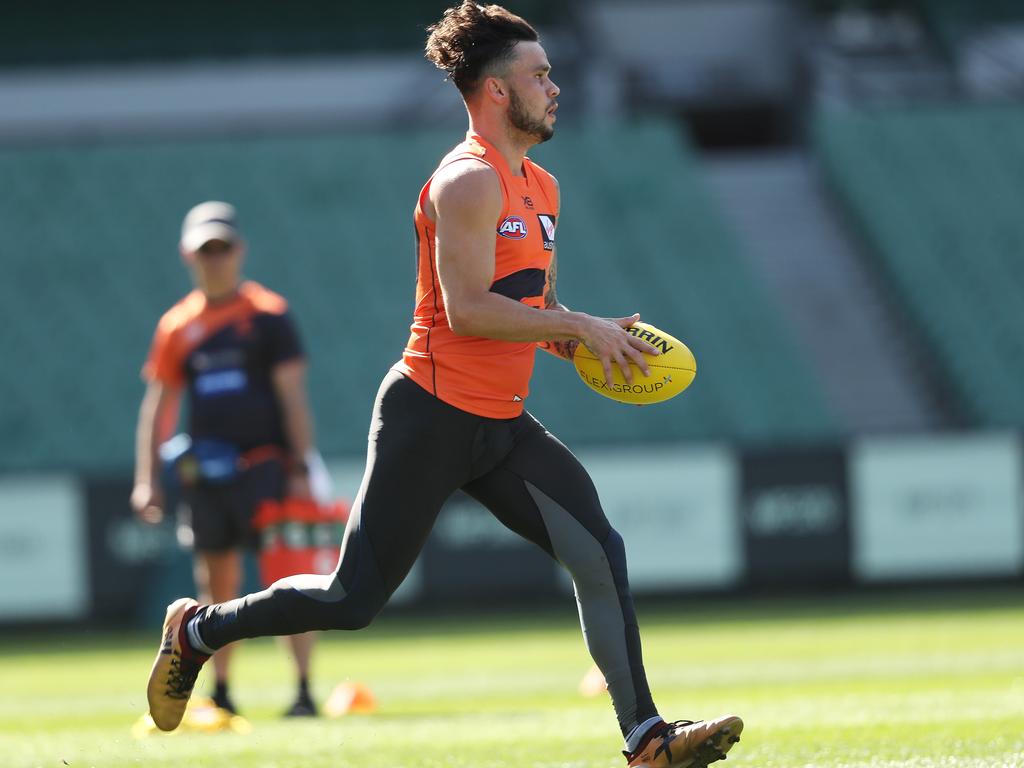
572, 322, 696, 405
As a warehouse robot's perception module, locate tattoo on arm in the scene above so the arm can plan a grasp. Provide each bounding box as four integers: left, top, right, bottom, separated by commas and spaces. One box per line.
543, 250, 559, 310
549, 338, 579, 360
543, 250, 578, 360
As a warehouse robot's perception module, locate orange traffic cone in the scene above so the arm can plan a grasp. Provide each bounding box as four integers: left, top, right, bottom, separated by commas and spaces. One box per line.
578, 664, 608, 697
324, 681, 378, 717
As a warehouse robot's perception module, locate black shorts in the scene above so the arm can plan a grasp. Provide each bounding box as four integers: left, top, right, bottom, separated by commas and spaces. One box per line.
179, 459, 285, 552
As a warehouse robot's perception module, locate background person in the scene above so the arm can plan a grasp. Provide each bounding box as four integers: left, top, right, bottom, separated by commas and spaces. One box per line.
132, 201, 323, 717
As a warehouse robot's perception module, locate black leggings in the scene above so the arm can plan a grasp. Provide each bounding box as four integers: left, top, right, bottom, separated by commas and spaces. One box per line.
197, 370, 657, 735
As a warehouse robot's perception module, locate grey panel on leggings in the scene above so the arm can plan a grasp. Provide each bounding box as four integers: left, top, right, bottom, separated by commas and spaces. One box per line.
525, 481, 638, 718
284, 573, 348, 603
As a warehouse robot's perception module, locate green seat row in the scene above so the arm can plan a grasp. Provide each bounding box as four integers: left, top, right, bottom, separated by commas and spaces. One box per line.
0, 121, 833, 472
816, 105, 1024, 427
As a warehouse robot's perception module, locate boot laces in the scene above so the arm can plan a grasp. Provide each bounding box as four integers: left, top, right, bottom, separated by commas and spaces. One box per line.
165, 653, 201, 700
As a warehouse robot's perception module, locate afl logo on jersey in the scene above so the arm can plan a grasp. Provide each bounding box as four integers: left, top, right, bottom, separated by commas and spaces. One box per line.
498, 215, 528, 239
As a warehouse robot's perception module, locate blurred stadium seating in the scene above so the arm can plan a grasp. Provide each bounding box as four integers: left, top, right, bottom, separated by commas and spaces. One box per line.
0, 1, 570, 67
918, 0, 1024, 57
528, 122, 836, 446
0, 120, 834, 472
816, 105, 1024, 427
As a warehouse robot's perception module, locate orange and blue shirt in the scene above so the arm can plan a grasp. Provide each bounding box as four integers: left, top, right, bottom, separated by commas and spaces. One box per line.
143, 281, 303, 450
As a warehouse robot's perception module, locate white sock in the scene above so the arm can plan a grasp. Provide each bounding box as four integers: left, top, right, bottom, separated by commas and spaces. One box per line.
625, 715, 665, 753
186, 614, 216, 656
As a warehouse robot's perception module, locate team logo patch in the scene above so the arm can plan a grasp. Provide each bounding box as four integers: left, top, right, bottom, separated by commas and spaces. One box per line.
498, 215, 528, 239
537, 214, 556, 251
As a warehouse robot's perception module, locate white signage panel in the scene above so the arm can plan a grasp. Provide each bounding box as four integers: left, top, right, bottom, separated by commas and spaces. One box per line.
0, 476, 88, 619
851, 434, 1023, 580
579, 445, 741, 590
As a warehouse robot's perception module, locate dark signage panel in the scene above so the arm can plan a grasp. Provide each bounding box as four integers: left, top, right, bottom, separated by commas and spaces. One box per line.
741, 448, 850, 589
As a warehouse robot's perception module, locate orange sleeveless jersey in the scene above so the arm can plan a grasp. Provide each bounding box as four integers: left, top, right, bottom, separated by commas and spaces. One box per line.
393, 133, 559, 419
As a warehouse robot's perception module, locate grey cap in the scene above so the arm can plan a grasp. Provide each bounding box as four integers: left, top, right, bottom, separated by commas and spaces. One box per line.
180, 201, 241, 251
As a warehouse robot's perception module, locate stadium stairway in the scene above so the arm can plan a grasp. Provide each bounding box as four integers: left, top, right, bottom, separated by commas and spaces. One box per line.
815, 105, 1024, 429
702, 149, 942, 434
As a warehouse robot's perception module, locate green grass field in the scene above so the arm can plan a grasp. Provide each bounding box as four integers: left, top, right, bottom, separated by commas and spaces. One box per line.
2, 588, 1022, 768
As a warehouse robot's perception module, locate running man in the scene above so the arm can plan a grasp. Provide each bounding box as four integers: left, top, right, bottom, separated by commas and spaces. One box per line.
146, 5, 743, 766
133, 201, 323, 717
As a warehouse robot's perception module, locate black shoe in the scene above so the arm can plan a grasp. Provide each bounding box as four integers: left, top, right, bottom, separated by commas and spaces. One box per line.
210, 688, 239, 715
284, 691, 318, 718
